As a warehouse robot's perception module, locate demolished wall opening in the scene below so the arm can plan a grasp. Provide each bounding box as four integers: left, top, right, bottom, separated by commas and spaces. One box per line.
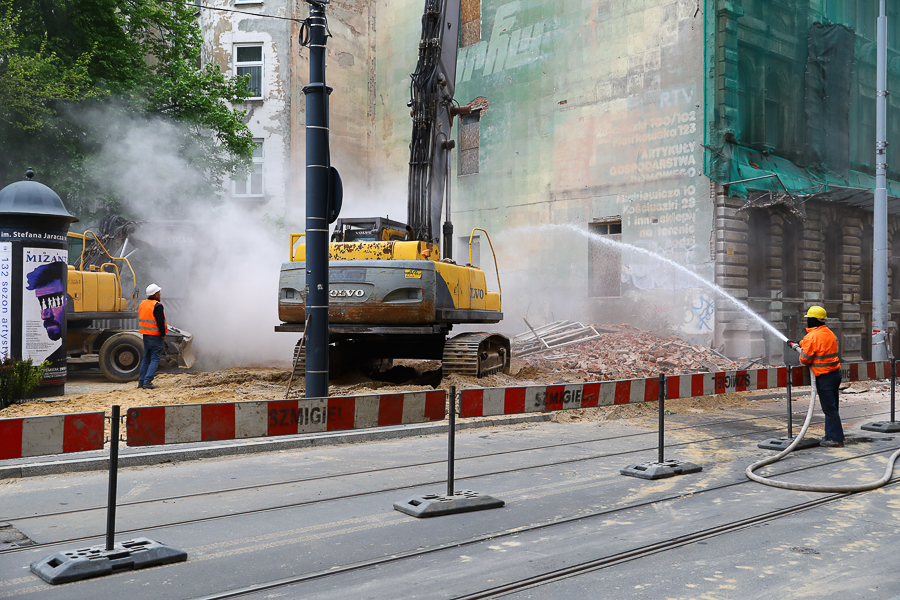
588, 220, 622, 298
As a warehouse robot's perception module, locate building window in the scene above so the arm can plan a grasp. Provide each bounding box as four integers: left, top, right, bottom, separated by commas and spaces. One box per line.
824, 222, 844, 301
458, 111, 480, 176
460, 0, 481, 47
747, 210, 768, 297
853, 95, 875, 171
234, 141, 263, 197
589, 220, 622, 298
235, 45, 263, 99
737, 62, 753, 144
764, 72, 783, 151
861, 226, 873, 302
782, 222, 801, 299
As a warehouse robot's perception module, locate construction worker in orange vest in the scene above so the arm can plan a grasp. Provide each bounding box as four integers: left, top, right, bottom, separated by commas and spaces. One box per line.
788, 306, 844, 447
138, 283, 167, 390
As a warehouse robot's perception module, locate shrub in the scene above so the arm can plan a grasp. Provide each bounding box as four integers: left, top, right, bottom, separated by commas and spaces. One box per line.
0, 355, 48, 410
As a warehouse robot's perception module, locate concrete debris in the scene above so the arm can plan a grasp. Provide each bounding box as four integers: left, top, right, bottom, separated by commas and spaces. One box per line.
516, 323, 748, 380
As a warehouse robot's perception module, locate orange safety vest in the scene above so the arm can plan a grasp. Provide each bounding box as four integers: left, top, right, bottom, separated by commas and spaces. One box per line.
798, 325, 841, 375
138, 299, 167, 336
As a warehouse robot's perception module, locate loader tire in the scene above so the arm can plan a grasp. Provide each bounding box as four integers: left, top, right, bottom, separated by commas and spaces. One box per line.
99, 333, 144, 383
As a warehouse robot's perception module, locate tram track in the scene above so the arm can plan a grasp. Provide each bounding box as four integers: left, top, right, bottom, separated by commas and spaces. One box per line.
186, 458, 893, 600
0, 403, 862, 530
1, 403, 895, 559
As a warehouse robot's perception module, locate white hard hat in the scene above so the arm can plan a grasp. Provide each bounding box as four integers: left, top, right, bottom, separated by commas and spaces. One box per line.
146, 283, 162, 296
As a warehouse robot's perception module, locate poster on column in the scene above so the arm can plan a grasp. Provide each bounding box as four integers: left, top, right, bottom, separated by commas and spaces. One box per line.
0, 242, 11, 359
21, 247, 68, 384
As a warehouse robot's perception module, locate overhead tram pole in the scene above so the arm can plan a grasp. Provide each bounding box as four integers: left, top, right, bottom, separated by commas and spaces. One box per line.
304, 0, 332, 398
873, 0, 889, 362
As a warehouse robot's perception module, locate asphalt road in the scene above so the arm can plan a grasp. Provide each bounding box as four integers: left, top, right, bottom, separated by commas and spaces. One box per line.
2, 395, 900, 599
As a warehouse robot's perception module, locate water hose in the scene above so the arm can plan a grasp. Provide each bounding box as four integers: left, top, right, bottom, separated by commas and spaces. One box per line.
746, 361, 900, 493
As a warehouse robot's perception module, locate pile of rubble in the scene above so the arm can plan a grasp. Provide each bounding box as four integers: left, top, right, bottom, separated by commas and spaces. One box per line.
514, 322, 748, 380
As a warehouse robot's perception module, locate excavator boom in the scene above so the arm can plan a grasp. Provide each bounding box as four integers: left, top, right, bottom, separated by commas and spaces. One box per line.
407, 0, 462, 246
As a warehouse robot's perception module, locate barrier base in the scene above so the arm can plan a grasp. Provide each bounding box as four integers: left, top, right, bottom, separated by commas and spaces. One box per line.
860, 421, 900, 433
30, 537, 187, 584
757, 436, 820, 451
393, 490, 504, 518
619, 459, 702, 480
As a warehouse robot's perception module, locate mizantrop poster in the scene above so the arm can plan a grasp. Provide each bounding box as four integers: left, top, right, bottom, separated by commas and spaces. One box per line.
21, 247, 68, 384
0, 242, 11, 359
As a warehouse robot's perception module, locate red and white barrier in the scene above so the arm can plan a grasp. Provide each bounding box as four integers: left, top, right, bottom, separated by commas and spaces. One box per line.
459, 362, 892, 418
126, 390, 446, 446
0, 362, 891, 456
0, 412, 105, 459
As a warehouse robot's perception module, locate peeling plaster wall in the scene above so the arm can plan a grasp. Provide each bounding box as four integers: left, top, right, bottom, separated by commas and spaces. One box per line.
201, 1, 373, 229
372, 0, 712, 342
201, 2, 293, 216
201, 1, 713, 345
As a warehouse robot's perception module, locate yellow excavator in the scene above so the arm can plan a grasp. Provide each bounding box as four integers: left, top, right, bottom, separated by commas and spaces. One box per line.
66, 226, 194, 382
275, 0, 509, 378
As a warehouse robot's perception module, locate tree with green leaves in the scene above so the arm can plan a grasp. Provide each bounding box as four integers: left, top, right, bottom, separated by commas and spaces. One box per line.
0, 0, 255, 219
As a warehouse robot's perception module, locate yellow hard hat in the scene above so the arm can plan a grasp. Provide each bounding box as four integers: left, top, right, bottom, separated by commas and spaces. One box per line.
806, 306, 827, 319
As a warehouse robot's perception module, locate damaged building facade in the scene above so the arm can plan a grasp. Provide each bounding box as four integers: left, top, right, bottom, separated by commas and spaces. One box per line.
708, 1, 900, 363
200, 0, 900, 363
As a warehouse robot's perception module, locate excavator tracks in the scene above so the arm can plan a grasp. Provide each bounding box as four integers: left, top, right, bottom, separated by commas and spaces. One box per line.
442, 332, 511, 378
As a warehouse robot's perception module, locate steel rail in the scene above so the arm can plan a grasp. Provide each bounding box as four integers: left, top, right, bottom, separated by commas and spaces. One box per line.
2, 417, 895, 558
1, 403, 861, 526
188, 467, 885, 600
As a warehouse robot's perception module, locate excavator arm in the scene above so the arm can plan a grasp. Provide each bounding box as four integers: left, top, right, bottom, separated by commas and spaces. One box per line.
407, 0, 462, 248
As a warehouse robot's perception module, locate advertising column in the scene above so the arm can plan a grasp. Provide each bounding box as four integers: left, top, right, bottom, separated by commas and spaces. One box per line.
21, 247, 69, 385
0, 171, 78, 398
0, 242, 11, 358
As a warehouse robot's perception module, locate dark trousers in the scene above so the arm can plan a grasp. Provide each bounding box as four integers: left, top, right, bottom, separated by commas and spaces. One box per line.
815, 368, 844, 442
139, 335, 165, 385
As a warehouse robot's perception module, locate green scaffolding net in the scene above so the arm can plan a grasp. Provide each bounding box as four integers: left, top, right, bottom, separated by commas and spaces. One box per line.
706, 0, 900, 214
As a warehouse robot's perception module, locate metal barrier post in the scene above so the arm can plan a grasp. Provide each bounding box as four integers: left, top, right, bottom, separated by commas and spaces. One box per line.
758, 365, 820, 450
447, 385, 456, 497
393, 386, 504, 517
862, 336, 900, 432
786, 364, 793, 438
106, 405, 120, 551
657, 373, 665, 464
30, 405, 187, 584
620, 373, 701, 480
892, 358, 896, 423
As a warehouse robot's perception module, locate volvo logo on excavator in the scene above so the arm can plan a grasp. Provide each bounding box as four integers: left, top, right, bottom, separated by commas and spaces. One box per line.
330, 289, 365, 298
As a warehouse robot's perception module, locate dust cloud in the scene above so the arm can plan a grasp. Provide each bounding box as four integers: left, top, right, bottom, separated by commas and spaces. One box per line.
72, 105, 298, 369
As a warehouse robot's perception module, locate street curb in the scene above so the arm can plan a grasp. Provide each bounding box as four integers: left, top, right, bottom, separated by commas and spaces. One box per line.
0, 413, 552, 479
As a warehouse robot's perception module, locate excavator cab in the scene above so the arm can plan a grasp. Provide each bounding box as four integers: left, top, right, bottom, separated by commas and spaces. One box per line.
330, 217, 409, 243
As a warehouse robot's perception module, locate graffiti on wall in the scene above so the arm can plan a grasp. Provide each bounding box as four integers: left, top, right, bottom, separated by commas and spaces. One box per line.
685, 293, 715, 334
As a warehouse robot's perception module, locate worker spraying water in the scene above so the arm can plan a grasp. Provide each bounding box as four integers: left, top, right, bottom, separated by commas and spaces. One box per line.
748, 305, 900, 492
788, 306, 845, 448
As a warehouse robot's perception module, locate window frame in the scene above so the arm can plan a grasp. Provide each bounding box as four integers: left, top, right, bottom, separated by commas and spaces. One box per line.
234, 43, 264, 100
233, 140, 264, 198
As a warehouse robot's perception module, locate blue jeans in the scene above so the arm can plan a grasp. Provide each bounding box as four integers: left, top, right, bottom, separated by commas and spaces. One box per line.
139, 335, 165, 386
815, 368, 844, 442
